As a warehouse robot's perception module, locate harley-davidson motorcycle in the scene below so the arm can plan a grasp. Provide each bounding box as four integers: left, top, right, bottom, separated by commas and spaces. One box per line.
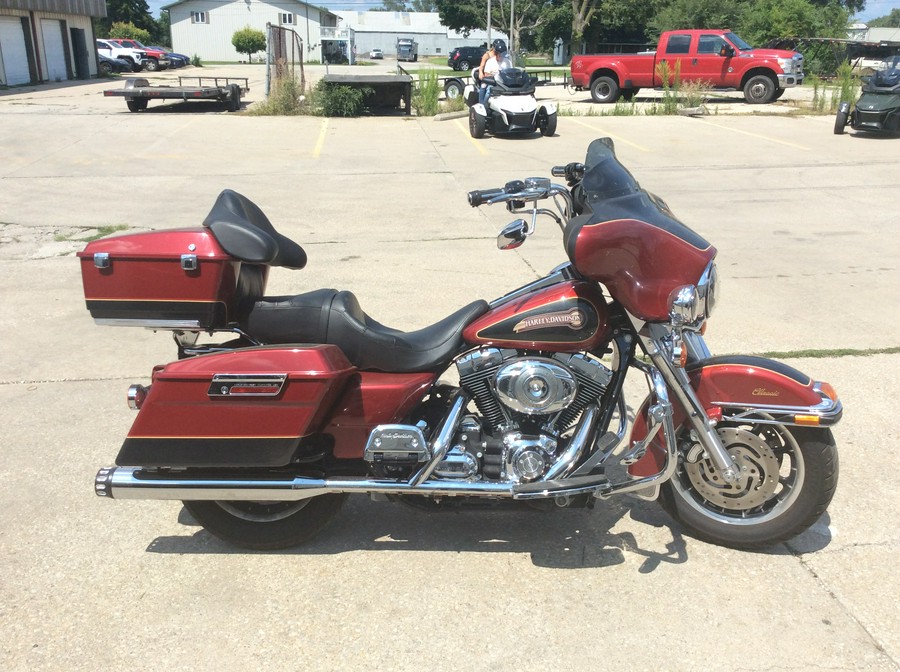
82, 138, 841, 550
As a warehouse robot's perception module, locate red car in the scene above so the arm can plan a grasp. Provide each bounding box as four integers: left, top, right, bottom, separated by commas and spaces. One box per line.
108, 39, 171, 71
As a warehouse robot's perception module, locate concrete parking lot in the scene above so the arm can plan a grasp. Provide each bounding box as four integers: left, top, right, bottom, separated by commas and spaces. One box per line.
1, 67, 898, 671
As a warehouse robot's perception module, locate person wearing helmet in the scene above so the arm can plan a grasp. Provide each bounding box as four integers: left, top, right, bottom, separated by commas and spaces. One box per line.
479, 39, 510, 106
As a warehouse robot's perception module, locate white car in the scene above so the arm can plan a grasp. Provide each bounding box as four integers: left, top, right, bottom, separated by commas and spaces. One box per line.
96, 39, 145, 72
369, 48, 383, 59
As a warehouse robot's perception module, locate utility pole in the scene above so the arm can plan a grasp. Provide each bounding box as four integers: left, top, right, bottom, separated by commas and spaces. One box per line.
487, 0, 491, 45
509, 0, 514, 57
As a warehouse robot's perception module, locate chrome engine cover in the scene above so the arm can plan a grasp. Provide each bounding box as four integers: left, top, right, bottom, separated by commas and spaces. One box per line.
495, 358, 577, 415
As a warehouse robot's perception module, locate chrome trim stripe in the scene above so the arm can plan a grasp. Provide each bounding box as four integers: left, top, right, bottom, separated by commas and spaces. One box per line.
95, 318, 204, 329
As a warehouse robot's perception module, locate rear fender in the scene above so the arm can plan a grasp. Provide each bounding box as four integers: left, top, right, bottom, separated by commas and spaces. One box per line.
628, 356, 842, 477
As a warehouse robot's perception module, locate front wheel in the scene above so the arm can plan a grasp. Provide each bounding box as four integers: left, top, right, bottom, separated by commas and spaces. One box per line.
469, 107, 486, 138
183, 494, 348, 550
834, 102, 850, 134
660, 421, 838, 549
743, 74, 776, 104
539, 110, 557, 136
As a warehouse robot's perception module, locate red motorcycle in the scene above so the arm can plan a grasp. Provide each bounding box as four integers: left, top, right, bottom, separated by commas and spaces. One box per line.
82, 138, 841, 550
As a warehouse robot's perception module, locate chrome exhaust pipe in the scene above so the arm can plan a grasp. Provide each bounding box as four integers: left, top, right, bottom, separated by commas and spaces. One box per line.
94, 399, 645, 502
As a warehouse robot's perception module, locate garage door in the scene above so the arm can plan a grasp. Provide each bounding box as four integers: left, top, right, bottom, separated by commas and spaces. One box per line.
41, 18, 67, 81
0, 16, 31, 85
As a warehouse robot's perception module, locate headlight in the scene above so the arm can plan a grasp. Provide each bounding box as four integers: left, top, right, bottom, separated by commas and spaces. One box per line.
778, 57, 793, 74
669, 262, 718, 327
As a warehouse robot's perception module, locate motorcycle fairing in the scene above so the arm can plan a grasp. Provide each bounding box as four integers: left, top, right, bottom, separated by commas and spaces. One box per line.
564, 139, 715, 322
628, 355, 842, 477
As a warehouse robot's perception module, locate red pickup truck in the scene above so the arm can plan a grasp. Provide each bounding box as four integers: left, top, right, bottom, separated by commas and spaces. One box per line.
570, 30, 804, 105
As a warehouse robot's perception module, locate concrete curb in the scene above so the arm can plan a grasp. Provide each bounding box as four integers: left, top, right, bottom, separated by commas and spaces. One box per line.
433, 109, 468, 122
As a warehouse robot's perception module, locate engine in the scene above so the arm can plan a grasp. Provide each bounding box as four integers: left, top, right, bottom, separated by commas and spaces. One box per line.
450, 347, 612, 483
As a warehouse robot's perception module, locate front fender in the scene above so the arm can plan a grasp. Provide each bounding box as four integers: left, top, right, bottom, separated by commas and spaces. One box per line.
629, 356, 841, 477
541, 101, 557, 115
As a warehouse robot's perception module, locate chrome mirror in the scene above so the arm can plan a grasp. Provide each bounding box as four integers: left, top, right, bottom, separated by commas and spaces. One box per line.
497, 219, 528, 250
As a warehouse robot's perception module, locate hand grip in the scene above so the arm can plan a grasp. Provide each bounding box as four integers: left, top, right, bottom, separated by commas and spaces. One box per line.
467, 188, 505, 207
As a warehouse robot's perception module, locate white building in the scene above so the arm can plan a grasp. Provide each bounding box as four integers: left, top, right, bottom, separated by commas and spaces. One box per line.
334, 10, 505, 60
1, 0, 105, 85
163, 0, 342, 63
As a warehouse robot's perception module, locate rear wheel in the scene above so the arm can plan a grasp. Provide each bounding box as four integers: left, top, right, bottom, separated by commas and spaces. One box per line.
590, 76, 619, 104
621, 87, 640, 101
184, 494, 348, 550
458, 59, 470, 71
144, 58, 159, 72
660, 420, 838, 549
227, 83, 241, 112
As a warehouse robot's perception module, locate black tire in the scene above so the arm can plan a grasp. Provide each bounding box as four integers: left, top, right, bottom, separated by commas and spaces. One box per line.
590, 75, 620, 104
227, 83, 241, 112
834, 102, 850, 135
772, 88, 786, 100
144, 58, 159, 72
99, 61, 112, 76
183, 494, 348, 550
469, 106, 486, 138
126, 98, 148, 112
444, 79, 463, 100
659, 423, 838, 549
539, 110, 557, 137
743, 74, 776, 104
458, 60, 470, 71
622, 87, 640, 101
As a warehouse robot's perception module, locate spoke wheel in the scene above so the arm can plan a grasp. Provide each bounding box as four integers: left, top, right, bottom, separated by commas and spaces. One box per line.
660, 418, 838, 549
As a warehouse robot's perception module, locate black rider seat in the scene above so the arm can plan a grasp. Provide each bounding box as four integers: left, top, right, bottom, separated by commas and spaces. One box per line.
244, 289, 490, 373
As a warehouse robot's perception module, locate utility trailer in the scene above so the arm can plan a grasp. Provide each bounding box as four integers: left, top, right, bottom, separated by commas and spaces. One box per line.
104, 77, 250, 112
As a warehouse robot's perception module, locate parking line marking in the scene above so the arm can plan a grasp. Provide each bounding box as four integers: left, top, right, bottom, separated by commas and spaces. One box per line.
313, 119, 329, 158
455, 119, 488, 155
697, 119, 810, 150
567, 118, 651, 152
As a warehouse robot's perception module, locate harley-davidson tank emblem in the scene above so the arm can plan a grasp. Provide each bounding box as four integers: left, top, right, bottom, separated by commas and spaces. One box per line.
514, 308, 585, 333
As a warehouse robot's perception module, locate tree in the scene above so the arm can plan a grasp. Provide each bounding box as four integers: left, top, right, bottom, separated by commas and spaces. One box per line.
649, 0, 745, 37
232, 27, 267, 61
98, 0, 155, 36
376, 0, 438, 9
435, 0, 551, 55
108, 21, 151, 43
868, 8, 900, 26
739, 0, 849, 44
570, 0, 600, 52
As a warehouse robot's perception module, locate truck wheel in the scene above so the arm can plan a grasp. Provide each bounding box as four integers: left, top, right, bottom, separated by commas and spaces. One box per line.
743, 74, 776, 104
590, 76, 619, 104
458, 60, 470, 71
444, 79, 464, 100
622, 87, 640, 101
834, 102, 850, 135
144, 58, 159, 72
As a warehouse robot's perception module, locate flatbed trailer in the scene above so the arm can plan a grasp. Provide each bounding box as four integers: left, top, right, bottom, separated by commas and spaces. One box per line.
104, 77, 250, 112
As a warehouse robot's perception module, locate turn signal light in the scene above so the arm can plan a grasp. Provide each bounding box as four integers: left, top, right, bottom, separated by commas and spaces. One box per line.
818, 382, 839, 402
793, 414, 821, 426
127, 384, 148, 410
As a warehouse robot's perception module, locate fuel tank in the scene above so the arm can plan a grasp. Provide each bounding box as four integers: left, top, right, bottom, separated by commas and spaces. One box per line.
463, 280, 611, 352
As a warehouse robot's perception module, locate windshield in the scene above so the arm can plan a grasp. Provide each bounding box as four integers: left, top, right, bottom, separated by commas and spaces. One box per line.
726, 32, 754, 51
871, 55, 900, 88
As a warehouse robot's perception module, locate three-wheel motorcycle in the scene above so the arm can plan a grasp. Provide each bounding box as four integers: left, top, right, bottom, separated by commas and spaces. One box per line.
82, 138, 840, 550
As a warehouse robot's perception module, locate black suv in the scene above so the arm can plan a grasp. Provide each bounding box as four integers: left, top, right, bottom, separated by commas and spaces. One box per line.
448, 46, 486, 71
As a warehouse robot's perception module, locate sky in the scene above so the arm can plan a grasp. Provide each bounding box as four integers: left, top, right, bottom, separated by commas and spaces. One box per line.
146, 0, 900, 25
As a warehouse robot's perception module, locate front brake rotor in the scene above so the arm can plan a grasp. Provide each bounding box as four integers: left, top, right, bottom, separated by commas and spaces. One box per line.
683, 426, 780, 511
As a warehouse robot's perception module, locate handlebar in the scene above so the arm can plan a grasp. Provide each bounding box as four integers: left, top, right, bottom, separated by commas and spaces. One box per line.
467, 175, 576, 233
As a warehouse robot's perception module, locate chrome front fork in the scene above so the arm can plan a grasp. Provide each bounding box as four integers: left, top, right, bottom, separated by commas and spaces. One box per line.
640, 329, 740, 483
